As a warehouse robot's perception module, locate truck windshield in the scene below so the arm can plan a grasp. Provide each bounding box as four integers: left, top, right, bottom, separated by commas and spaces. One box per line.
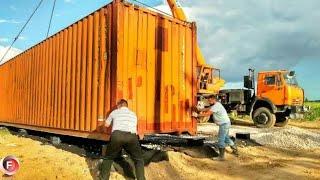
283, 73, 299, 86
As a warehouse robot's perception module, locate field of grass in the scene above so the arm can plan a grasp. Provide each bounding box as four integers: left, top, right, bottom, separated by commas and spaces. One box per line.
305, 102, 320, 121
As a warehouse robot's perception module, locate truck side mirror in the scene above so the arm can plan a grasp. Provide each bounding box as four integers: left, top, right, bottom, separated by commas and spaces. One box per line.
244, 76, 253, 89
289, 71, 295, 76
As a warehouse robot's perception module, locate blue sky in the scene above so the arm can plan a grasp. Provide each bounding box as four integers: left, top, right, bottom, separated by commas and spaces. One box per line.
0, 0, 319, 100
0, 0, 161, 50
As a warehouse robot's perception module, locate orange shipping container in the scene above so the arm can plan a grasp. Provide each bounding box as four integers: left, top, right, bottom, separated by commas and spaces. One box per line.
0, 0, 198, 141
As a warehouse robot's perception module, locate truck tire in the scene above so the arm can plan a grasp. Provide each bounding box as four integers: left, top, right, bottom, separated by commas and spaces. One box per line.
252, 107, 276, 128
275, 113, 290, 127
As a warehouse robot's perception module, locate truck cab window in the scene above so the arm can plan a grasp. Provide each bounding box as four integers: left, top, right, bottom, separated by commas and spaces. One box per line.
265, 76, 276, 85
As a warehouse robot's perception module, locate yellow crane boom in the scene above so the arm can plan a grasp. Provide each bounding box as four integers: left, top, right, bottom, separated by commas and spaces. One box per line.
166, 0, 205, 65
166, 0, 225, 94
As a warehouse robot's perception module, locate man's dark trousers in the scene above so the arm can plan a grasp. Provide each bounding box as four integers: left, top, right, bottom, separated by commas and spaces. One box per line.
99, 130, 145, 180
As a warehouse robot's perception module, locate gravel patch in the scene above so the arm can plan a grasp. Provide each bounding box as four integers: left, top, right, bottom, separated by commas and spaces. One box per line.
198, 124, 320, 150
251, 126, 320, 150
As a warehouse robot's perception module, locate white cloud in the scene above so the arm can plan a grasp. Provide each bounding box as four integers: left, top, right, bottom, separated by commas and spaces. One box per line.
0, 36, 26, 46
0, 38, 9, 42
154, 0, 320, 84
0, 46, 22, 65
64, 0, 72, 3
0, 19, 21, 24
10, 5, 17, 11
18, 36, 27, 40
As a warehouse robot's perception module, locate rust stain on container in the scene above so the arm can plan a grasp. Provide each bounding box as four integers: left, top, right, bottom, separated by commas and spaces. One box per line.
0, 1, 197, 141
91, 11, 100, 132
97, 8, 107, 129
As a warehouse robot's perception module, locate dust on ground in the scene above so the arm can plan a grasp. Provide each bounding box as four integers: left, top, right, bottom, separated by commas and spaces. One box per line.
1, 122, 320, 180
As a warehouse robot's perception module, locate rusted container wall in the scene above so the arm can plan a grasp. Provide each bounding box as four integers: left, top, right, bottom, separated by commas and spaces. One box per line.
0, 3, 114, 140
0, 1, 197, 141
114, 1, 197, 135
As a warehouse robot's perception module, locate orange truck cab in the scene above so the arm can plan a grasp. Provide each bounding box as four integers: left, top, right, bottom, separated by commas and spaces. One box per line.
219, 69, 307, 128
257, 70, 304, 106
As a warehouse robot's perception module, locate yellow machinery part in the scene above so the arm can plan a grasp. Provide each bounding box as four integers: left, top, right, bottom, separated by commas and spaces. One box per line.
166, 0, 225, 92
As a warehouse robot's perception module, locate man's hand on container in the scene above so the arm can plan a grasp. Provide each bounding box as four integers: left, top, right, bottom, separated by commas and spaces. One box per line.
192, 112, 199, 118
104, 119, 111, 128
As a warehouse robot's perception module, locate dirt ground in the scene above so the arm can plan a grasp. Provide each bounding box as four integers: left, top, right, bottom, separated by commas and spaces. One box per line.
1, 121, 320, 180
290, 120, 320, 130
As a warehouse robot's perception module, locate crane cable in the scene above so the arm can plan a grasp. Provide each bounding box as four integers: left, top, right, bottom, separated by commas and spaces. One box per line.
46, 0, 56, 38
0, 0, 44, 64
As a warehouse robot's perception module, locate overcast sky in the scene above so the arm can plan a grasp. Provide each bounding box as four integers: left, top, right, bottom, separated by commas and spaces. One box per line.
0, 0, 319, 100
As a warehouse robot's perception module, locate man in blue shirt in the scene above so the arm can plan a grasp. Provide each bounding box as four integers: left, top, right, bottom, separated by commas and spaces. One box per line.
193, 95, 238, 161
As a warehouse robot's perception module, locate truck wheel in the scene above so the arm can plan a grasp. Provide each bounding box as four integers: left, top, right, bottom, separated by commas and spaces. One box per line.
253, 107, 276, 128
198, 116, 210, 123
275, 113, 290, 127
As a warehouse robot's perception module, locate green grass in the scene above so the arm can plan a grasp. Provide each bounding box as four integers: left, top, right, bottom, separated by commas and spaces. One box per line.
304, 102, 320, 121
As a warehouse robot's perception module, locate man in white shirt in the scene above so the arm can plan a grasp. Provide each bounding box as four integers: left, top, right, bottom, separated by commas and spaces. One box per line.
99, 99, 145, 180
193, 95, 238, 161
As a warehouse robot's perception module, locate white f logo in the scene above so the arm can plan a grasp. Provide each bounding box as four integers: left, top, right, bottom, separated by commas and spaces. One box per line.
0, 156, 20, 176
6, 161, 12, 169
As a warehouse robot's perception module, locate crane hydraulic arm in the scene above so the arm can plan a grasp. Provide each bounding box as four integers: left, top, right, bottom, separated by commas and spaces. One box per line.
166, 0, 225, 95
166, 0, 205, 65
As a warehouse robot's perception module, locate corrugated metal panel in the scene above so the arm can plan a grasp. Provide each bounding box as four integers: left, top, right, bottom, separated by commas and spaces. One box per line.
115, 1, 197, 135
0, 1, 197, 141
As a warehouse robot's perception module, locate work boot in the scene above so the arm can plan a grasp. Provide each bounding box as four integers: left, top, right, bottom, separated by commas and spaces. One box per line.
231, 145, 239, 157
213, 148, 225, 161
